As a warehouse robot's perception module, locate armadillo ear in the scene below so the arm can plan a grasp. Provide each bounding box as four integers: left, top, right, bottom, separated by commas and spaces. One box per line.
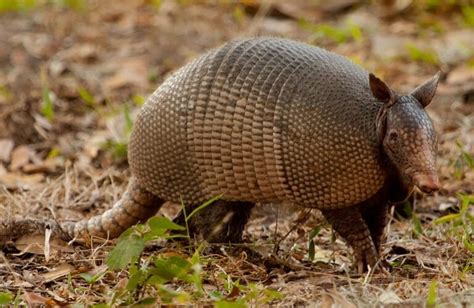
369, 73, 393, 104
410, 72, 441, 108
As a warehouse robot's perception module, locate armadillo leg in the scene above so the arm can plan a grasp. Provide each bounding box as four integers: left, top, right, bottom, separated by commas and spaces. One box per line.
174, 200, 255, 243
359, 202, 389, 253
321, 207, 378, 273
61, 178, 164, 242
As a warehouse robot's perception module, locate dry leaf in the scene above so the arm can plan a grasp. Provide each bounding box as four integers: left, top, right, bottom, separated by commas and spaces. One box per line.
0, 173, 44, 190
42, 263, 75, 282
22, 158, 62, 174
10, 145, 33, 171
379, 290, 403, 304
321, 292, 357, 308
0, 139, 14, 163
23, 292, 50, 305
103, 57, 148, 94
14, 234, 74, 255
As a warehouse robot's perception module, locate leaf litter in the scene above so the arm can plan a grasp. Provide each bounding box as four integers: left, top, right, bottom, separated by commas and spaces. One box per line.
0, 0, 472, 306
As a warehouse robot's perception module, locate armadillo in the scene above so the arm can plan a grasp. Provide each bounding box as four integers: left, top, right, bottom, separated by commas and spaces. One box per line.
4, 37, 441, 272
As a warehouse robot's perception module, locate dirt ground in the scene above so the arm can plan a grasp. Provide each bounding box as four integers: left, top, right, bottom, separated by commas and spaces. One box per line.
0, 0, 473, 306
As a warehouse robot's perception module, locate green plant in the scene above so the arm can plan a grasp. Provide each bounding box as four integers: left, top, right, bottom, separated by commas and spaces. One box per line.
0, 0, 37, 12
462, 6, 474, 27
103, 196, 282, 305
53, 0, 85, 10
102, 104, 135, 161
307, 225, 322, 261
405, 43, 439, 65
0, 292, 14, 305
426, 280, 438, 308
232, 5, 245, 24
0, 0, 86, 12
435, 194, 474, 254
452, 141, 474, 179
400, 200, 424, 236
40, 68, 55, 122
78, 87, 96, 108
298, 19, 363, 44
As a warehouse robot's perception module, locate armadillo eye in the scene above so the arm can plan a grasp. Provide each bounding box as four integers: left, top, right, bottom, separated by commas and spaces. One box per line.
388, 131, 398, 143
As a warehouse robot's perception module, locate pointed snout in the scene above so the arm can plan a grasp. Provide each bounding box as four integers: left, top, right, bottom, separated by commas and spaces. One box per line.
413, 173, 440, 194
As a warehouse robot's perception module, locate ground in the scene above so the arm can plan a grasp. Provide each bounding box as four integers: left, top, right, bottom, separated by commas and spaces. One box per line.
0, 0, 473, 306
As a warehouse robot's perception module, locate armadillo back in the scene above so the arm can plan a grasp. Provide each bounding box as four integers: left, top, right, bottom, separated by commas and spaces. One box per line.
128, 37, 386, 208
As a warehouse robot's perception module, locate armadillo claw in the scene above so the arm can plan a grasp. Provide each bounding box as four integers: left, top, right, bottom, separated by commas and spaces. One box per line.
354, 247, 379, 274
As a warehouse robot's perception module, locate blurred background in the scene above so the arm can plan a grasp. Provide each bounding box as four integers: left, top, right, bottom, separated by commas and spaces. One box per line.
0, 1, 472, 170
0, 0, 472, 305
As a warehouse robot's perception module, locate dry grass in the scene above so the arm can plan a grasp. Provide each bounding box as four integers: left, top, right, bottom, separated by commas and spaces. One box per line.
0, 0, 473, 306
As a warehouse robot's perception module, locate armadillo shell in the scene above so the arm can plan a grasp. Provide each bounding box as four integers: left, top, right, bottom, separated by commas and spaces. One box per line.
128, 37, 386, 209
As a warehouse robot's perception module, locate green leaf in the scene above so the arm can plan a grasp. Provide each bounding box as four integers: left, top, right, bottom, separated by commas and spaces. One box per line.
123, 104, 133, 134
0, 0, 36, 12
412, 214, 423, 236
0, 292, 13, 305
47, 147, 61, 159
434, 213, 460, 224
132, 95, 145, 106
233, 5, 245, 24
307, 226, 321, 261
463, 236, 474, 253
39, 66, 55, 122
426, 280, 438, 308
79, 269, 106, 285
214, 300, 247, 308
151, 256, 192, 282
308, 239, 315, 261
309, 226, 321, 240
462, 6, 474, 27
406, 43, 439, 65
106, 234, 145, 270
41, 85, 55, 121
78, 87, 96, 107
79, 273, 96, 284
103, 140, 128, 160
148, 216, 185, 232
59, 0, 85, 10
127, 269, 148, 291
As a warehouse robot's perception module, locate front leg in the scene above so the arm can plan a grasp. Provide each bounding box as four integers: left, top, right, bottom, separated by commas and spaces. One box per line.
321, 207, 378, 273
359, 202, 389, 254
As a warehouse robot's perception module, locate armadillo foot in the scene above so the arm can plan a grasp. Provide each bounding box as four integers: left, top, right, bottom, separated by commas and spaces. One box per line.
321, 207, 379, 273
355, 245, 379, 274
174, 200, 255, 243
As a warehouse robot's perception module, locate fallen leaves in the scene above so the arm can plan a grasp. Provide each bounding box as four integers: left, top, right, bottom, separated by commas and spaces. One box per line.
0, 144, 63, 190
10, 145, 34, 171
0, 173, 44, 190
102, 57, 149, 95
42, 263, 76, 282
0, 139, 14, 162
14, 234, 74, 257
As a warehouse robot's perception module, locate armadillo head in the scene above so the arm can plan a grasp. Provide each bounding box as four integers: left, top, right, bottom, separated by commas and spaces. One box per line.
369, 73, 441, 194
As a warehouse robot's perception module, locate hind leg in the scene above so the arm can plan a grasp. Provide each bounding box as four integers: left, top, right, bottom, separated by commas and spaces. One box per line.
174, 200, 255, 243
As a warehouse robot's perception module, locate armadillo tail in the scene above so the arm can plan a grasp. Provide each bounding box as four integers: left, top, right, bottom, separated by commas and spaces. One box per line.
61, 178, 164, 242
